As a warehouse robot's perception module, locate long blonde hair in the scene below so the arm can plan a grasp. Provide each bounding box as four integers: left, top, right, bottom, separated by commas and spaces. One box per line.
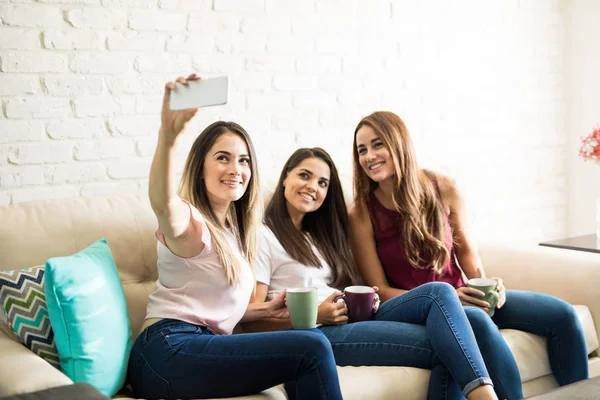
179, 121, 261, 286
352, 111, 449, 274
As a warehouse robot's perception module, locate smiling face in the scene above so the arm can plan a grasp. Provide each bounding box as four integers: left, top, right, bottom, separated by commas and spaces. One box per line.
283, 157, 331, 226
202, 132, 251, 209
355, 124, 395, 184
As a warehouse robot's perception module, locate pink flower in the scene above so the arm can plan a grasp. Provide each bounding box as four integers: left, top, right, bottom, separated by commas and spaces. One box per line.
579, 126, 600, 165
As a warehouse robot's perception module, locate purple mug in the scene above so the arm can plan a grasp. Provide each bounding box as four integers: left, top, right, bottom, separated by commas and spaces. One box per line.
334, 286, 376, 323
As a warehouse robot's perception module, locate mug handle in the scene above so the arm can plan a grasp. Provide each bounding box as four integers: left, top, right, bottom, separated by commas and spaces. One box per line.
488, 290, 500, 310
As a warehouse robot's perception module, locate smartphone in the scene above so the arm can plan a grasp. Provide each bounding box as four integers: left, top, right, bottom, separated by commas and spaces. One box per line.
169, 76, 229, 111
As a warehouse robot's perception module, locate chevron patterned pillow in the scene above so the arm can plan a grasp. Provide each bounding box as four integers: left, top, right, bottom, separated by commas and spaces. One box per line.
0, 266, 60, 369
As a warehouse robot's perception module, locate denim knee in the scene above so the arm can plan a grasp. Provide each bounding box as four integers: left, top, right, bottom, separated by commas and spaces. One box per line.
307, 330, 333, 354
295, 330, 334, 360
423, 281, 459, 300
553, 300, 580, 331
465, 307, 498, 334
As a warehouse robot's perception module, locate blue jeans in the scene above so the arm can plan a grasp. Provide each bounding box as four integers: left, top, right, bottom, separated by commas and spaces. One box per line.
319, 282, 494, 399
464, 290, 589, 400
127, 318, 343, 400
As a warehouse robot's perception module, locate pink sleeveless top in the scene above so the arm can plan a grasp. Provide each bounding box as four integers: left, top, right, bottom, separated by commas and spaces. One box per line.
367, 181, 466, 291
145, 200, 254, 335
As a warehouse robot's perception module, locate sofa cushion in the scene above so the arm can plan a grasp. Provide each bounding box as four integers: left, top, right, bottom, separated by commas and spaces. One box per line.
0, 266, 60, 369
44, 239, 132, 397
574, 305, 600, 355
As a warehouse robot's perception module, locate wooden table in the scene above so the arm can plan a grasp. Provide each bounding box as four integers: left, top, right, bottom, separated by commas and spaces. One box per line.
539, 234, 600, 255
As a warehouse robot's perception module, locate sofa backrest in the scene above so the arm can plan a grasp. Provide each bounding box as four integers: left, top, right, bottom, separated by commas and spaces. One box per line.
0, 175, 353, 336
0, 195, 159, 337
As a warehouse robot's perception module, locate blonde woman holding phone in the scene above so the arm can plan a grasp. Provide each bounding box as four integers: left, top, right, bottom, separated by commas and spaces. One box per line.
127, 74, 343, 400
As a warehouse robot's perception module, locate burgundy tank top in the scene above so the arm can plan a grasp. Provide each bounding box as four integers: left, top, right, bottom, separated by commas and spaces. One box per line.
367, 181, 466, 290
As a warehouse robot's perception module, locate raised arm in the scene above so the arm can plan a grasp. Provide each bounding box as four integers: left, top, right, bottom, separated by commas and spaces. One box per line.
348, 203, 407, 302
150, 74, 203, 258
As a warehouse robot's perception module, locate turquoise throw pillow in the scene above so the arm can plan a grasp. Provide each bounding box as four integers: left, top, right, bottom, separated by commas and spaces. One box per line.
44, 238, 132, 397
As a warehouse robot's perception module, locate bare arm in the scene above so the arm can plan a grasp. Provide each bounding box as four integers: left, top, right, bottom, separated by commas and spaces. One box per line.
241, 283, 293, 331
348, 203, 407, 303
149, 135, 193, 238
437, 174, 485, 280
437, 173, 505, 308
150, 75, 204, 258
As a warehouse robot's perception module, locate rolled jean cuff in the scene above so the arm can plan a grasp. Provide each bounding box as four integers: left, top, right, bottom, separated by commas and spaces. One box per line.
463, 377, 494, 396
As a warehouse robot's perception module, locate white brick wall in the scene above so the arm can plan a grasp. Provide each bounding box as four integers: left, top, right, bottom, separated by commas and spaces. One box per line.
0, 0, 569, 243
565, 0, 600, 237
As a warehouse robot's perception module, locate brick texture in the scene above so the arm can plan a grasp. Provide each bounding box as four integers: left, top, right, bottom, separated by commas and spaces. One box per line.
0, 0, 569, 242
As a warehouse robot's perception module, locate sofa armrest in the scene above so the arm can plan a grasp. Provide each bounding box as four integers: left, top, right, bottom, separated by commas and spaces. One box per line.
0, 325, 72, 397
478, 242, 600, 348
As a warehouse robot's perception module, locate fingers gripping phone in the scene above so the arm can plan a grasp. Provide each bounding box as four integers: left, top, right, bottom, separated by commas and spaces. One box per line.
169, 76, 229, 111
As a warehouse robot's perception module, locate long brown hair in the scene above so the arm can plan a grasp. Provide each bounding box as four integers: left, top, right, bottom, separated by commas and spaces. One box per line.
265, 148, 358, 289
179, 121, 261, 286
352, 111, 449, 274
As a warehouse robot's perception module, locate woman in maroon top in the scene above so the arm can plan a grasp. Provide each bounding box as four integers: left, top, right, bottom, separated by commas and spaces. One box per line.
348, 111, 589, 400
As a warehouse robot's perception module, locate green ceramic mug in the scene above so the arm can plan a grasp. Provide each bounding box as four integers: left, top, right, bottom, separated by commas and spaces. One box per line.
286, 287, 318, 329
467, 278, 500, 317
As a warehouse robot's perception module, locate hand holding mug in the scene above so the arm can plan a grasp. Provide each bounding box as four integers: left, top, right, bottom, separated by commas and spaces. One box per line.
456, 286, 491, 311
267, 289, 289, 319
318, 291, 348, 325
463, 278, 501, 317
491, 277, 506, 308
334, 286, 377, 323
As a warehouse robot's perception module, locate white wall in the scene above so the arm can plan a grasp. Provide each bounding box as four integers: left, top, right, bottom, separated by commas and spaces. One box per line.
0, 0, 568, 244
565, 0, 600, 237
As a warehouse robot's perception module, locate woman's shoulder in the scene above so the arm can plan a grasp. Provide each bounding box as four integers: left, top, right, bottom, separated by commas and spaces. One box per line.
180, 198, 208, 225
259, 223, 275, 239
259, 224, 281, 247
348, 201, 368, 222
348, 201, 373, 233
423, 170, 461, 209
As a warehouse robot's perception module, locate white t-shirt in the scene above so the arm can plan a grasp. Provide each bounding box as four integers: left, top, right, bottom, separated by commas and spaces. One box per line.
254, 225, 338, 304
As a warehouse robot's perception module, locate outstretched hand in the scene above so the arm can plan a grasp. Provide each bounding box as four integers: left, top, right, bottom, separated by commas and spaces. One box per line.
160, 73, 201, 143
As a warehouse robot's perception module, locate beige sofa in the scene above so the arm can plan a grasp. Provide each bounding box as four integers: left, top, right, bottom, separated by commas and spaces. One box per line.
0, 194, 599, 400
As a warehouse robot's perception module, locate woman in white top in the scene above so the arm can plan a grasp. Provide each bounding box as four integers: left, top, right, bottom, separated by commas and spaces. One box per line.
127, 75, 343, 400
243, 147, 498, 400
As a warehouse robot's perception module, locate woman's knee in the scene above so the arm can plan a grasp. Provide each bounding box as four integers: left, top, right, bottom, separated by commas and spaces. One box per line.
293, 330, 333, 358
422, 282, 459, 301
552, 299, 581, 329
464, 307, 498, 334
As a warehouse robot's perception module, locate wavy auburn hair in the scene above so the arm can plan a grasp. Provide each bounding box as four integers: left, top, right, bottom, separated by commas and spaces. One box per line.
179, 121, 261, 286
265, 148, 358, 289
352, 111, 449, 274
